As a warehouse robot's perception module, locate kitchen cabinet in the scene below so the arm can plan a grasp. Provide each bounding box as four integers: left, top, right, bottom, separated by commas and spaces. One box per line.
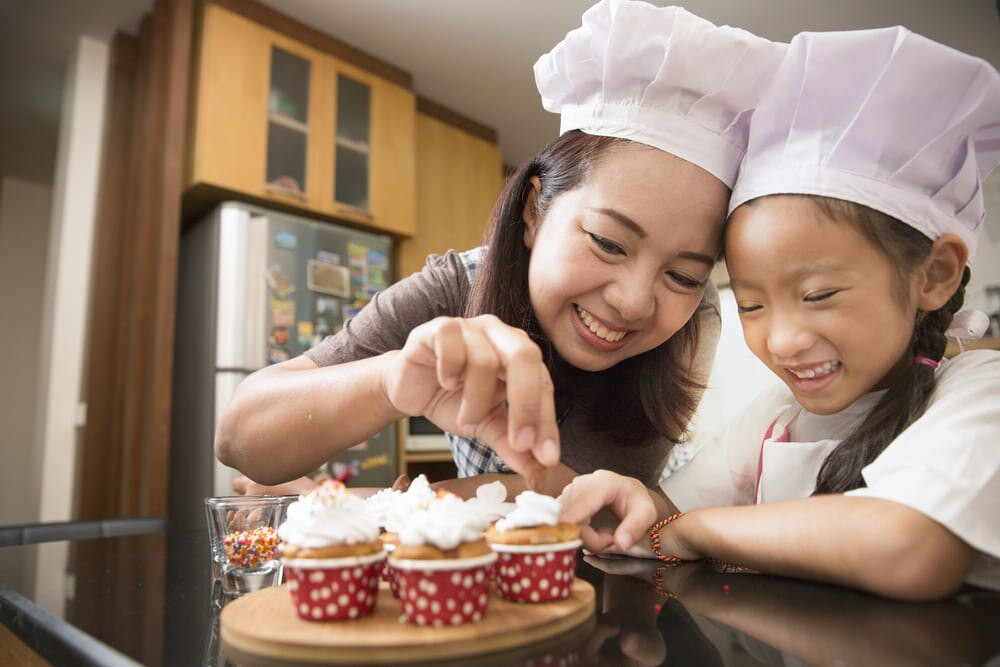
397, 105, 505, 278
186, 4, 416, 236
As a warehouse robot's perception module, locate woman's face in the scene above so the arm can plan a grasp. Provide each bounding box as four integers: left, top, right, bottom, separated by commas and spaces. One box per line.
524, 143, 727, 372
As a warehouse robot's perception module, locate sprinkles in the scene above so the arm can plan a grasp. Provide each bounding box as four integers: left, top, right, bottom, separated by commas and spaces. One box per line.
222, 526, 280, 569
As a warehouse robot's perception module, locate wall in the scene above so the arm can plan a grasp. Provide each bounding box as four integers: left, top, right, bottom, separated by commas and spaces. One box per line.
0, 179, 53, 525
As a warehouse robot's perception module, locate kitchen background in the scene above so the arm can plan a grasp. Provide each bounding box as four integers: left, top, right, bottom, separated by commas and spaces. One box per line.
1, 0, 999, 618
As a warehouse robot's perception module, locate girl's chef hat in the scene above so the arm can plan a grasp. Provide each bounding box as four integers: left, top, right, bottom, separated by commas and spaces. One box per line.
533, 0, 785, 188
730, 26, 1000, 260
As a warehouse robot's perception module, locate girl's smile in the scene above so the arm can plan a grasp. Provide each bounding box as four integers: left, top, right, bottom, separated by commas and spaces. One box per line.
727, 196, 923, 415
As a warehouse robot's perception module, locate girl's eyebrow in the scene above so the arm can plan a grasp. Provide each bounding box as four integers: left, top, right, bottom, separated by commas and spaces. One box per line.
590, 206, 716, 266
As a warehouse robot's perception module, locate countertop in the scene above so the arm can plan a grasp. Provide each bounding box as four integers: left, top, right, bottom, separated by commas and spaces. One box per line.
2, 520, 999, 666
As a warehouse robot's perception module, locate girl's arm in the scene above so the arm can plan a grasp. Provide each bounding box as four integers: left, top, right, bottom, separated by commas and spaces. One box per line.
661, 495, 978, 601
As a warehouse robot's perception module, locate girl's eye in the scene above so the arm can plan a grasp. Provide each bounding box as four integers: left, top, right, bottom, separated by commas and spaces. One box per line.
805, 290, 839, 303
588, 233, 624, 255
667, 272, 704, 290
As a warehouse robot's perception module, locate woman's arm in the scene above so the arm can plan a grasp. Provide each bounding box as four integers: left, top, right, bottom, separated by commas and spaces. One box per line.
432, 464, 579, 500
662, 495, 978, 601
215, 353, 405, 484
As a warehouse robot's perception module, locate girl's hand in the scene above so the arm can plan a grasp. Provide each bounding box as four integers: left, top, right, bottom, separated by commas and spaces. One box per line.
382, 315, 561, 482
558, 470, 660, 556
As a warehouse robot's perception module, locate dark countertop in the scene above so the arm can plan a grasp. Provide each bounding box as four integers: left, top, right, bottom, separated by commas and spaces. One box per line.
2, 520, 999, 666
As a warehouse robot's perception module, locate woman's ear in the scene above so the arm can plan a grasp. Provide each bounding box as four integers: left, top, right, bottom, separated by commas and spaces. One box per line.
522, 176, 542, 249
916, 234, 968, 311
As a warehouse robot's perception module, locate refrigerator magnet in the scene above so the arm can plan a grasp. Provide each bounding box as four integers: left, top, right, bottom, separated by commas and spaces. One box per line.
273, 230, 298, 250
297, 321, 314, 348
306, 259, 350, 297
268, 347, 290, 364
269, 299, 295, 327
266, 264, 295, 298
269, 326, 289, 345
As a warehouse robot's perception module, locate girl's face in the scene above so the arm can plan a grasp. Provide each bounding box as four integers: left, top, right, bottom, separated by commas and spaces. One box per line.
726, 197, 922, 415
523, 143, 727, 372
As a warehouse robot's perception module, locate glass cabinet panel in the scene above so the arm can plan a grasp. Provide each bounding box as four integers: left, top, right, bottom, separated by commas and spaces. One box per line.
333, 74, 371, 211
266, 47, 310, 195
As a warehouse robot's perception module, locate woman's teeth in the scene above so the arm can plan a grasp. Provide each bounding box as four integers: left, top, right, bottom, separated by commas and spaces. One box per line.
576, 305, 626, 342
788, 361, 841, 379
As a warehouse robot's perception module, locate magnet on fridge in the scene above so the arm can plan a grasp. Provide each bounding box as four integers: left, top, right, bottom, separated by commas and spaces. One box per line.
266, 264, 295, 298
270, 326, 289, 345
316, 250, 340, 265
273, 231, 298, 250
269, 299, 295, 327
297, 321, 314, 348
268, 347, 290, 364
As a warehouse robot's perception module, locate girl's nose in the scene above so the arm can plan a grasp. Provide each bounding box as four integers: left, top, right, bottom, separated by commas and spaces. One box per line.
766, 315, 815, 359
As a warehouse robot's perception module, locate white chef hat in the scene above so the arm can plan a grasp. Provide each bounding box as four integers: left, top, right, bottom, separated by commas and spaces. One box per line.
730, 26, 1000, 260
533, 0, 785, 188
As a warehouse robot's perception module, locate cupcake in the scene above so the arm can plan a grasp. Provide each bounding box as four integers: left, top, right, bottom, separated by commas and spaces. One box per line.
369, 474, 436, 596
485, 491, 581, 603
278, 479, 386, 621
463, 480, 515, 525
389, 491, 497, 626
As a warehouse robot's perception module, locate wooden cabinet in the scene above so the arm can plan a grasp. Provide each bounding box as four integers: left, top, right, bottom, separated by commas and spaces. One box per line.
186, 4, 416, 236
397, 106, 505, 278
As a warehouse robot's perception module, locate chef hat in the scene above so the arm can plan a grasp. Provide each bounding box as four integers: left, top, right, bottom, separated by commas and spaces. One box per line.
533, 0, 785, 188
730, 26, 1000, 260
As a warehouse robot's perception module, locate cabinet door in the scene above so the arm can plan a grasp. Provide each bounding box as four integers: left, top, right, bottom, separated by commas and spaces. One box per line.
188, 5, 326, 209
324, 61, 416, 236
398, 113, 504, 278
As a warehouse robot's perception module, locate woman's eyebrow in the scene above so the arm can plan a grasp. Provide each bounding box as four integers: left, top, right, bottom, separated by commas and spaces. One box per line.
590, 207, 647, 239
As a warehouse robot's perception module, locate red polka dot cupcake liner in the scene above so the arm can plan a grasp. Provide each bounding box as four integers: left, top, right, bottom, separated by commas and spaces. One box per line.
389, 552, 498, 626
282, 551, 387, 622
490, 540, 581, 603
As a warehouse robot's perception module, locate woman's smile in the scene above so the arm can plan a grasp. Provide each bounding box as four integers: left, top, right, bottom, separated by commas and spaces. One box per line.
572, 304, 631, 350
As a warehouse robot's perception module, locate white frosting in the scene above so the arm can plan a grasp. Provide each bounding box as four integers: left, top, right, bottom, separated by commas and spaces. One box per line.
464, 481, 515, 523
397, 493, 492, 551
494, 491, 561, 532
383, 474, 436, 534
363, 486, 401, 528
278, 481, 380, 548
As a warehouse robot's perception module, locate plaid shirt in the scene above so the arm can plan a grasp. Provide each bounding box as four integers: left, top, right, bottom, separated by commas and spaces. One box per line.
447, 247, 514, 477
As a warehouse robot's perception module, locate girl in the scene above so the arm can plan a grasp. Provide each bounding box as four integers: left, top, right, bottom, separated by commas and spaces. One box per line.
214, 0, 784, 497
559, 25, 1000, 600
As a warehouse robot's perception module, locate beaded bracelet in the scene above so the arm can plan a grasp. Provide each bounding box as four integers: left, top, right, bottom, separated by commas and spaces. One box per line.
652, 565, 679, 599
648, 511, 686, 565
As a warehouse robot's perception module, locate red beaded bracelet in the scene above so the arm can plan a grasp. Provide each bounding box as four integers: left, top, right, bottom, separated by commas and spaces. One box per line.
648, 511, 686, 565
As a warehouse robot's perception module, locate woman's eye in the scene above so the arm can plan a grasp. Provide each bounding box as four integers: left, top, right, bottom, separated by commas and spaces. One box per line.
736, 304, 762, 314
805, 290, 838, 303
668, 272, 703, 289
588, 233, 624, 255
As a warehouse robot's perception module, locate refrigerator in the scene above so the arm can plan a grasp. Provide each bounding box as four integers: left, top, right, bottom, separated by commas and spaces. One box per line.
169, 201, 398, 527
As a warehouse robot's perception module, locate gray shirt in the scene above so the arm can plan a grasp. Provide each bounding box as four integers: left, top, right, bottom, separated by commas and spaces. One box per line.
306, 248, 721, 486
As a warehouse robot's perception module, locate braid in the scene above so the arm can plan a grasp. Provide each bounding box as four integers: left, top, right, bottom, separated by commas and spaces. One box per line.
810, 197, 969, 494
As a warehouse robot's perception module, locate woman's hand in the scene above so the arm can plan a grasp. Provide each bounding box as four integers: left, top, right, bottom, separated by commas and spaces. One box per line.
382, 315, 561, 483
558, 470, 663, 556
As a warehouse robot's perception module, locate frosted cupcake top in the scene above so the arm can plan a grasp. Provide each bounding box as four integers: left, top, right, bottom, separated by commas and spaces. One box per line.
397, 492, 492, 551
382, 474, 436, 534
464, 480, 515, 523
278, 479, 380, 548
494, 491, 561, 532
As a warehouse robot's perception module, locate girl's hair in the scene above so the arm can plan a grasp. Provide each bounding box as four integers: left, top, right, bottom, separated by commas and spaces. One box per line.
465, 130, 711, 447
797, 196, 970, 494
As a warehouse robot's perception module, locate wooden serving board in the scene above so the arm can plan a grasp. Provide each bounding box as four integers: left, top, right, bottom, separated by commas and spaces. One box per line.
220, 579, 595, 665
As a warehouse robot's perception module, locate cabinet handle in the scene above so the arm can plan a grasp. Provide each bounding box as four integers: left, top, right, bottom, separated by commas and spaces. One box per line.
333, 204, 374, 220
264, 184, 307, 201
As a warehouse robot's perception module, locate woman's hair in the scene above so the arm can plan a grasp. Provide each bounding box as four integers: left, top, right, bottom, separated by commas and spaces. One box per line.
799, 196, 970, 494
464, 130, 710, 448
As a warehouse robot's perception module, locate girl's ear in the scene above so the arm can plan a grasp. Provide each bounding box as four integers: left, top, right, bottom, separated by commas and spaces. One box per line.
916, 234, 968, 311
522, 176, 542, 249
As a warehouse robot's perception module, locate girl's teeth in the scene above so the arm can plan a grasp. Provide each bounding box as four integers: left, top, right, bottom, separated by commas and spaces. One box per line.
576, 306, 626, 343
789, 361, 840, 379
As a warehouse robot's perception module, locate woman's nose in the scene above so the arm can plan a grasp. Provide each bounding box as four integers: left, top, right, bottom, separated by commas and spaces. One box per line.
605, 278, 656, 322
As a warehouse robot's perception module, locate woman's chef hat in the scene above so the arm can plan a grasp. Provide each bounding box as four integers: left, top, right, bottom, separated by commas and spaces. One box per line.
730, 26, 1000, 260
533, 0, 785, 188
